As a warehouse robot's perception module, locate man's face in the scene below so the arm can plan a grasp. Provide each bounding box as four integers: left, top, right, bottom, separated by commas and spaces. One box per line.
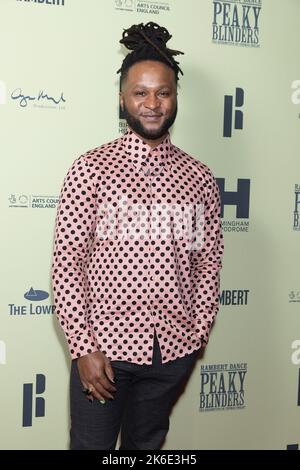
120, 60, 178, 143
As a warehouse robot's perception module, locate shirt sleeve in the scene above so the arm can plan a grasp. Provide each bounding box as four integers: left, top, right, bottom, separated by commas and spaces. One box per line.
190, 167, 224, 345
51, 155, 99, 360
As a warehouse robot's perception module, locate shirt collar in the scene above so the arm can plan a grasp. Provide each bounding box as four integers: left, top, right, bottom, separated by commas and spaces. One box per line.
121, 127, 172, 175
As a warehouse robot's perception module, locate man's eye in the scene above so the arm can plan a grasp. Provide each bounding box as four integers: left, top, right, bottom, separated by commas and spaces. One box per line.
159, 91, 170, 97
135, 91, 146, 96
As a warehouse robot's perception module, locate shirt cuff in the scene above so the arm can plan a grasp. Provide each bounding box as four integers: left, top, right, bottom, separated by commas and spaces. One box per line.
68, 329, 99, 360
193, 319, 211, 345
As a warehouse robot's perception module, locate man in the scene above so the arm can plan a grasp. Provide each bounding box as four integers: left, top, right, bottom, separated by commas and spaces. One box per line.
51, 22, 224, 450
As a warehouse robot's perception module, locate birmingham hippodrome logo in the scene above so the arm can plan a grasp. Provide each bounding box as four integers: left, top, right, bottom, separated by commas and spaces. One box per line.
216, 178, 251, 233
212, 0, 262, 48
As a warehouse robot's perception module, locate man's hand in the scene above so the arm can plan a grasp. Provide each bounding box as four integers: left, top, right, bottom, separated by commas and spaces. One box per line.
77, 351, 117, 402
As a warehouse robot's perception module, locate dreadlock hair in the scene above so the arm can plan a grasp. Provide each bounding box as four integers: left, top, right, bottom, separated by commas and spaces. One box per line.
117, 22, 184, 86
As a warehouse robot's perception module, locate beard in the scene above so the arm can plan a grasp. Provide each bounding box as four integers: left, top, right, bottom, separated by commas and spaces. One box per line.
122, 102, 177, 141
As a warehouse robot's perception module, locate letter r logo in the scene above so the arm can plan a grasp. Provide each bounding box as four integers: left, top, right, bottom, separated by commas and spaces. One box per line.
22, 374, 46, 427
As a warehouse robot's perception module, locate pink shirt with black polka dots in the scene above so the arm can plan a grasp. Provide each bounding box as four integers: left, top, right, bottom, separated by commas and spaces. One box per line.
51, 128, 224, 365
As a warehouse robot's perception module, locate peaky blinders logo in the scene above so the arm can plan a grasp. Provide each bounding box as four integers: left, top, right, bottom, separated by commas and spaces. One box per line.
200, 363, 247, 411
212, 0, 262, 48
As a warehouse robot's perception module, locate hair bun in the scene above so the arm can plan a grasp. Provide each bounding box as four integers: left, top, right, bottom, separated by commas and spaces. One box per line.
118, 21, 184, 78
120, 22, 183, 57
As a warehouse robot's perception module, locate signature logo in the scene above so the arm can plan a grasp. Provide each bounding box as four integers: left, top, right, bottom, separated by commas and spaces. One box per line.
11, 88, 66, 108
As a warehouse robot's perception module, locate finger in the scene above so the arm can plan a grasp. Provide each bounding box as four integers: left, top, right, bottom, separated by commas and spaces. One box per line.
104, 361, 115, 384
83, 384, 106, 402
98, 376, 117, 397
98, 371, 117, 393
93, 381, 115, 400
81, 384, 94, 403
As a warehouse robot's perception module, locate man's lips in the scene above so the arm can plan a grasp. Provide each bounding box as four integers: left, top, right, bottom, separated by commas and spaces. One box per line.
141, 114, 163, 121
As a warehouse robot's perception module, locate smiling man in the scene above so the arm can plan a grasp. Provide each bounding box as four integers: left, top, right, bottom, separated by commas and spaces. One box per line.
120, 60, 177, 146
51, 22, 224, 450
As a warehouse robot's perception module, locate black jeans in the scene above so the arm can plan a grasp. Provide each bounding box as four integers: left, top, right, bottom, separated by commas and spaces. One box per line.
70, 332, 200, 450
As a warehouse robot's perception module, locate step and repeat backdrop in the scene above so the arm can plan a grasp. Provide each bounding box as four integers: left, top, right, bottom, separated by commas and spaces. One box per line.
0, 0, 299, 450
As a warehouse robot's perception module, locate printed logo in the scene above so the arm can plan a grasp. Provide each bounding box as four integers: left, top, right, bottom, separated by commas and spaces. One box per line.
11, 87, 65, 109
24, 287, 49, 302
0, 80, 6, 105
22, 374, 46, 427
291, 341, 300, 407
119, 79, 128, 134
291, 80, 300, 105
8, 194, 59, 209
212, 0, 262, 48
115, 0, 170, 15
220, 289, 249, 306
115, 0, 135, 11
96, 196, 205, 249
8, 288, 55, 316
291, 340, 300, 366
289, 291, 300, 303
200, 363, 247, 411
216, 178, 250, 232
293, 184, 300, 231
223, 87, 244, 138
0, 340, 6, 365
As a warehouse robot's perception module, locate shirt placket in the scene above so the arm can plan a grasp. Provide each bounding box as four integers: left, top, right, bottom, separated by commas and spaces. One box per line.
145, 151, 159, 347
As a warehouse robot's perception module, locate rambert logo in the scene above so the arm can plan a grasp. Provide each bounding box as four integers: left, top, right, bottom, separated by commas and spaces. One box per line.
220, 289, 249, 306
16, 0, 65, 6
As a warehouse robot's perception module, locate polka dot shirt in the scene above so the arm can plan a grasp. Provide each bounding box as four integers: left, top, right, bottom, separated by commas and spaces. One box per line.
51, 128, 224, 365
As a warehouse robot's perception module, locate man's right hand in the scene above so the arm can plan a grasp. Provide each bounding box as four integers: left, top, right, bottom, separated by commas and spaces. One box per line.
77, 350, 117, 402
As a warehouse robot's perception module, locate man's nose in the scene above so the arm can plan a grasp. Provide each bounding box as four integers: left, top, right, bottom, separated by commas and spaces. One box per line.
144, 94, 160, 110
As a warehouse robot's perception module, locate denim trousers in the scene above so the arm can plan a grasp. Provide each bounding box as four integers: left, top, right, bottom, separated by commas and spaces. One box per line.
70, 331, 200, 450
